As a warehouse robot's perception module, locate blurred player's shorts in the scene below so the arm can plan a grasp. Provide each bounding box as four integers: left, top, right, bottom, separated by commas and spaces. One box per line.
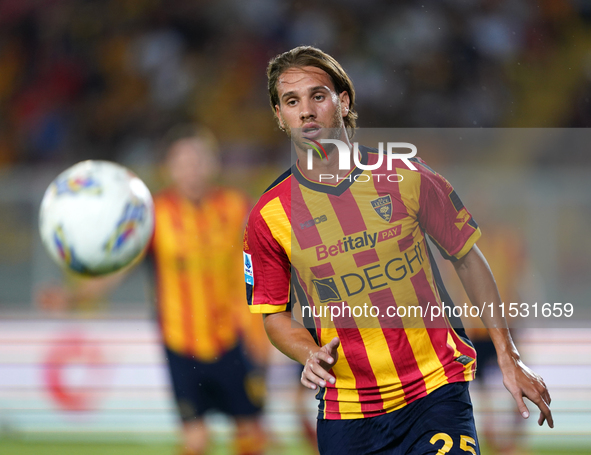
165, 343, 264, 420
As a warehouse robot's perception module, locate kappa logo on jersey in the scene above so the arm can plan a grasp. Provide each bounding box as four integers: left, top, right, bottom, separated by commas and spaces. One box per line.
243, 252, 254, 285
300, 214, 327, 230
312, 278, 342, 303
371, 195, 393, 222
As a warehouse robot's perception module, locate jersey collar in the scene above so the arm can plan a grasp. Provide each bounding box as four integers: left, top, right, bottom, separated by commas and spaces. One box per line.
292, 145, 370, 196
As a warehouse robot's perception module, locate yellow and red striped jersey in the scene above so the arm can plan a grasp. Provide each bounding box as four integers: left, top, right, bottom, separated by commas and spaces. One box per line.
244, 147, 481, 419
150, 187, 250, 362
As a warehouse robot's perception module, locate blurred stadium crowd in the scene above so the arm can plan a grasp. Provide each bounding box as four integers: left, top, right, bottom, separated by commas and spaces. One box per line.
1, 0, 591, 170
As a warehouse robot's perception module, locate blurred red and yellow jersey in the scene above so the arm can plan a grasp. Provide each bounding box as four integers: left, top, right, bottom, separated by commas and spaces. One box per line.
149, 187, 251, 362
244, 148, 481, 419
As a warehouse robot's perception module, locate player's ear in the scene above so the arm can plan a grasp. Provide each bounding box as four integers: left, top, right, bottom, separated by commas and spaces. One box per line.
274, 105, 286, 130
339, 91, 350, 118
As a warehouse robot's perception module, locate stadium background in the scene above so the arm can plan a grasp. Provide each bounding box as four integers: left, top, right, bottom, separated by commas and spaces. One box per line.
0, 0, 590, 453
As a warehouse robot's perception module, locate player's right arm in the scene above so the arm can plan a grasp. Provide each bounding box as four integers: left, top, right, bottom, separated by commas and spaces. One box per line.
263, 311, 338, 390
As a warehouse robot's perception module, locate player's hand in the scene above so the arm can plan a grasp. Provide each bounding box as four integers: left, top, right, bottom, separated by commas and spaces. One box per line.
499, 355, 553, 428
301, 337, 340, 390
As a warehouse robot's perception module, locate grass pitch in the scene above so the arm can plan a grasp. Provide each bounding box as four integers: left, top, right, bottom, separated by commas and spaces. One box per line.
1, 440, 589, 455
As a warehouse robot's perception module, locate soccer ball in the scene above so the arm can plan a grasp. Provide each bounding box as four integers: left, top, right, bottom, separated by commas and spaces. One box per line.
39, 160, 155, 276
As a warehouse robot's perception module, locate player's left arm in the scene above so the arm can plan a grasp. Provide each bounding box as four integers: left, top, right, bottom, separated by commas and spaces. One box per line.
453, 244, 554, 428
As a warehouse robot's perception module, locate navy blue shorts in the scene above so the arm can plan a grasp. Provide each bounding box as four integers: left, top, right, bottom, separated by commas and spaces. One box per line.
317, 382, 480, 455
165, 343, 264, 421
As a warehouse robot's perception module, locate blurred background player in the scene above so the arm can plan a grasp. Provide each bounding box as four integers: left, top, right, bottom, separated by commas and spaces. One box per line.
38, 129, 269, 455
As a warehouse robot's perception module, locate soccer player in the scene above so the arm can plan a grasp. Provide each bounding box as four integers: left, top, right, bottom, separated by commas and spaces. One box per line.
243, 46, 552, 454
39, 132, 268, 455
152, 134, 267, 455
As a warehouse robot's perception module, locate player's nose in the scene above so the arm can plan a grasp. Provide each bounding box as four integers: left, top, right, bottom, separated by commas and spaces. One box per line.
299, 99, 316, 121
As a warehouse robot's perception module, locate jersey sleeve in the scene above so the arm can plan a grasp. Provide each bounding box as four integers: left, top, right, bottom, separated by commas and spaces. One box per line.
414, 159, 481, 261
243, 209, 291, 314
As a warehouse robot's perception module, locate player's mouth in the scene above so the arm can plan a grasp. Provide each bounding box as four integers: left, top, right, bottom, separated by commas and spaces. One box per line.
302, 123, 322, 138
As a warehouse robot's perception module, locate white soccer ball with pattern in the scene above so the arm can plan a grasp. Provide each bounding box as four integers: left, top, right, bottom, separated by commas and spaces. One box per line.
39, 160, 154, 276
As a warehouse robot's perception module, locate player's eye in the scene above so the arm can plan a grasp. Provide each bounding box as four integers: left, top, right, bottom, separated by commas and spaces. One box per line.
314, 94, 325, 101
286, 99, 297, 106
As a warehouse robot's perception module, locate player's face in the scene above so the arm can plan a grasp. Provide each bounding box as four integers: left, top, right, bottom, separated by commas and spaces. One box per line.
167, 139, 219, 202
274, 66, 350, 149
